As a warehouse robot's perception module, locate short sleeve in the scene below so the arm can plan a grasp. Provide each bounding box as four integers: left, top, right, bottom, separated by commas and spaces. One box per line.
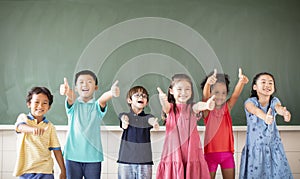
48, 123, 61, 150
15, 113, 28, 132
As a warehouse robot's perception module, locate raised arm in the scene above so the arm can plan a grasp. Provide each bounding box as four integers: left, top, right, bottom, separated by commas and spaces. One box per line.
98, 80, 120, 108
275, 103, 291, 122
60, 77, 76, 105
157, 87, 171, 114
202, 69, 217, 102
227, 68, 249, 110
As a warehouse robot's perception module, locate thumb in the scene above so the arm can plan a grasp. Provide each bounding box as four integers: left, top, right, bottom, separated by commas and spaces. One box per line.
267, 108, 272, 115
112, 80, 119, 87
157, 87, 164, 94
238, 68, 243, 78
64, 77, 69, 87
213, 69, 217, 76
209, 95, 216, 101
282, 107, 287, 111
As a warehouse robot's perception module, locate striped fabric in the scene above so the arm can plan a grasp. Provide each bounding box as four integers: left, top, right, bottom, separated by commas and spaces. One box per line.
13, 113, 61, 176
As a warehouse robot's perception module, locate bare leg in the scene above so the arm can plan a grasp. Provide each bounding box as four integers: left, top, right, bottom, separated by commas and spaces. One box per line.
221, 168, 235, 179
210, 172, 216, 179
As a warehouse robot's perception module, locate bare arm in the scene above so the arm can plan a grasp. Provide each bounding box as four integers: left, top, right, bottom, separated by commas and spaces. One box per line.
193, 95, 215, 113
275, 103, 291, 122
53, 150, 66, 179
60, 77, 76, 105
157, 87, 171, 114
202, 69, 217, 102
17, 124, 47, 136
227, 68, 249, 110
245, 102, 274, 124
98, 80, 120, 108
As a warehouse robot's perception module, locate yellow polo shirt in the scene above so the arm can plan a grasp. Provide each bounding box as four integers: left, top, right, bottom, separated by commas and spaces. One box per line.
13, 113, 61, 176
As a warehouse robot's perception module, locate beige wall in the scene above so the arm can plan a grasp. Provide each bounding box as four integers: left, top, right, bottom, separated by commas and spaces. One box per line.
1, 126, 299, 179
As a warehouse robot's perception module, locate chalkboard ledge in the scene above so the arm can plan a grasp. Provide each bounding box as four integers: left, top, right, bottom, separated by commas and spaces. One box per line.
1, 125, 300, 131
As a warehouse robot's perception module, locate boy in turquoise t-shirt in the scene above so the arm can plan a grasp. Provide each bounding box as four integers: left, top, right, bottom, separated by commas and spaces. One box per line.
60, 70, 119, 179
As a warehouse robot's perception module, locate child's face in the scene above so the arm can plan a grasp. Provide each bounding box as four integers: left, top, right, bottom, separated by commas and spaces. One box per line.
170, 80, 192, 104
253, 74, 275, 96
27, 93, 50, 119
127, 90, 148, 111
75, 74, 98, 101
211, 82, 228, 107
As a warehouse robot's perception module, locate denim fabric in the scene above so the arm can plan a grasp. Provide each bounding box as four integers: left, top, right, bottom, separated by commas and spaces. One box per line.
118, 163, 152, 179
19, 173, 54, 179
65, 160, 101, 179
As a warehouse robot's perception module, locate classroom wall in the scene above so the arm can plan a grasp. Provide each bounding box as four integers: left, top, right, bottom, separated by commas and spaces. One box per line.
1, 0, 300, 126
0, 126, 300, 179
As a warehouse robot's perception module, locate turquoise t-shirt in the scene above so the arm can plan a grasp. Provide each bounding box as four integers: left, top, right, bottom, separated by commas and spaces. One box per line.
63, 98, 107, 162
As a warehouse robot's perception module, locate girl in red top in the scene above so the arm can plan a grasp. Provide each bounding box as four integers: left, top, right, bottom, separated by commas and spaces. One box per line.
200, 68, 248, 179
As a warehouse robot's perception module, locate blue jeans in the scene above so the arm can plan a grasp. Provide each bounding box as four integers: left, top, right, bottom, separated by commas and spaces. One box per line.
65, 160, 101, 179
118, 163, 152, 179
19, 173, 54, 179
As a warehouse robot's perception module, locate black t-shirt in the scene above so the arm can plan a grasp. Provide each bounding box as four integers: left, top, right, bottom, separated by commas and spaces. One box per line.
117, 110, 154, 165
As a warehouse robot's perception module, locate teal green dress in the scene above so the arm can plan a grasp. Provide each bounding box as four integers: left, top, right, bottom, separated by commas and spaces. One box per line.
239, 97, 293, 179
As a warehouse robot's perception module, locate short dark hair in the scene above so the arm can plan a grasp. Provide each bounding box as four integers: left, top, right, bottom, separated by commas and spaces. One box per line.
26, 87, 54, 106
75, 70, 98, 85
127, 86, 149, 106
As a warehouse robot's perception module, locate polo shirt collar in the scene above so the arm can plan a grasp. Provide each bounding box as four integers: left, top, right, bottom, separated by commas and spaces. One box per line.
27, 113, 49, 123
77, 97, 95, 104
130, 109, 146, 116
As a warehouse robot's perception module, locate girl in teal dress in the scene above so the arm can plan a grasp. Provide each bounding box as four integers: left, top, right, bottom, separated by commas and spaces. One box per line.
239, 72, 293, 179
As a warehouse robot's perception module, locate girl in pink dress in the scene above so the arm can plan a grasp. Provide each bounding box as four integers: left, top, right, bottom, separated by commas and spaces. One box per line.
156, 74, 215, 179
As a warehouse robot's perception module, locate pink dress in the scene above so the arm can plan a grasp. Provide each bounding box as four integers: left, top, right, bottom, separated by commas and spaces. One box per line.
156, 103, 210, 179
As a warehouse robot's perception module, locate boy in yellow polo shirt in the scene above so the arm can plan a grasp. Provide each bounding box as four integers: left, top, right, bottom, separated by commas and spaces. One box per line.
13, 87, 66, 179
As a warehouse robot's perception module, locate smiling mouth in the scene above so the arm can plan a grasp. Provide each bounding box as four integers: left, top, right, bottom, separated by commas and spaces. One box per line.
137, 101, 144, 104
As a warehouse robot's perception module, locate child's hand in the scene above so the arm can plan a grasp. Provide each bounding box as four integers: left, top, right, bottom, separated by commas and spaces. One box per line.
148, 117, 159, 130
206, 95, 216, 110
264, 108, 274, 125
207, 69, 217, 85
59, 172, 66, 179
60, 78, 70, 96
282, 107, 291, 122
121, 115, 129, 129
157, 87, 168, 103
32, 126, 48, 136
111, 80, 120, 97
238, 68, 249, 84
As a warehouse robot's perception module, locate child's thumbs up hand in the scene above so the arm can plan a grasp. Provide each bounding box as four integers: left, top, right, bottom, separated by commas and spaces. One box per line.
148, 117, 160, 130
206, 95, 216, 110
265, 108, 274, 125
207, 69, 217, 85
282, 107, 291, 122
121, 114, 129, 129
238, 68, 249, 84
111, 80, 120, 97
60, 78, 70, 96
157, 87, 167, 103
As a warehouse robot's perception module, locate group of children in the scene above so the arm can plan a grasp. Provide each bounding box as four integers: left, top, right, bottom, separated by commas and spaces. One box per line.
13, 69, 293, 179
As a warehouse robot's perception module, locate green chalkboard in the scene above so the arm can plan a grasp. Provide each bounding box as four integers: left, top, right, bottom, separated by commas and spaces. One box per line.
1, 0, 299, 126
